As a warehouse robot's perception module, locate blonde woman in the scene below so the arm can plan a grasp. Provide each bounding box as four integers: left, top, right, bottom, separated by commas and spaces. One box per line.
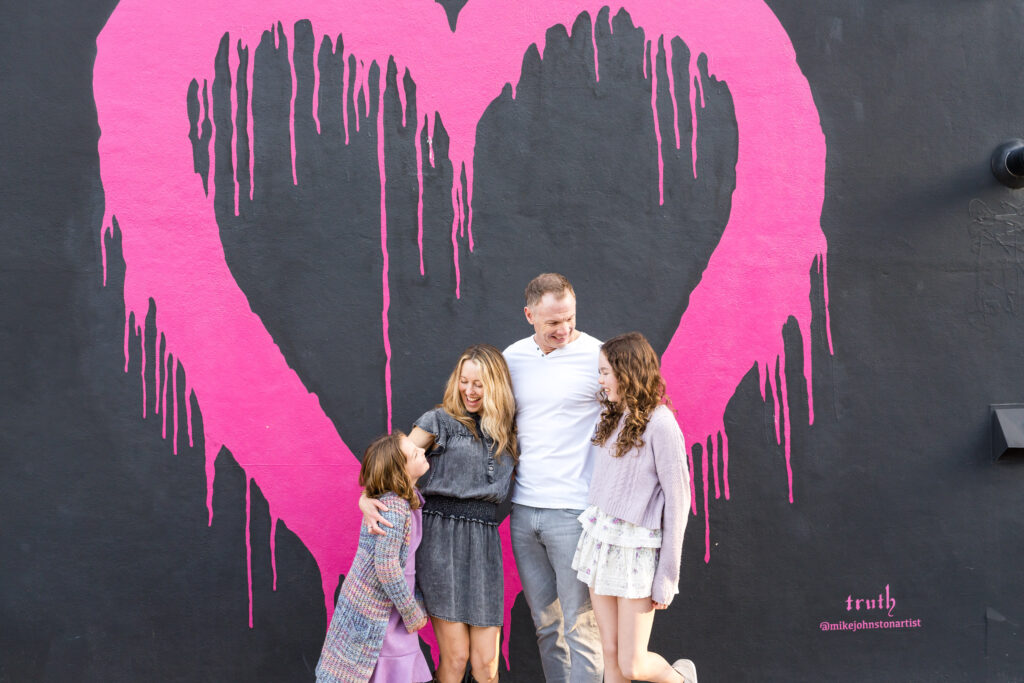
362, 344, 517, 683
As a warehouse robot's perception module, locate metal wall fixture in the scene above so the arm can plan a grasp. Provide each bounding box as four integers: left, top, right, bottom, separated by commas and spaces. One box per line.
991, 403, 1024, 460
991, 139, 1024, 188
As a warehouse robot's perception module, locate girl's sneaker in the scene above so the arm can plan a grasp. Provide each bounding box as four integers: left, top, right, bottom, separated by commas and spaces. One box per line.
671, 658, 698, 683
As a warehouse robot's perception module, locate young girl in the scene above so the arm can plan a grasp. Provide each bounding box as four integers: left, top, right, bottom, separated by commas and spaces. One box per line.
571, 332, 698, 683
316, 431, 433, 683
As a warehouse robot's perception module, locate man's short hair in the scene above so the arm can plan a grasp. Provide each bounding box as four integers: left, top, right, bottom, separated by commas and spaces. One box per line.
525, 273, 575, 307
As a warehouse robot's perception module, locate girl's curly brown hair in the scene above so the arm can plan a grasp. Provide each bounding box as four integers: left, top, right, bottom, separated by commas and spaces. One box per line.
592, 332, 669, 458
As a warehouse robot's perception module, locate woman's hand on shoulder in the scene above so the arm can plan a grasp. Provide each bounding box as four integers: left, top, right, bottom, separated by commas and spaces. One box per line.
359, 492, 393, 536
377, 493, 412, 529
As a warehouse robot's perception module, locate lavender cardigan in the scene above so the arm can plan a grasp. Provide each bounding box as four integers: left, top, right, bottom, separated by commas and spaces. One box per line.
586, 404, 691, 606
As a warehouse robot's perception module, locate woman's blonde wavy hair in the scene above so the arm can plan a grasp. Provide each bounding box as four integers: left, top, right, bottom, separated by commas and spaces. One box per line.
360, 431, 421, 509
441, 344, 518, 462
592, 332, 670, 458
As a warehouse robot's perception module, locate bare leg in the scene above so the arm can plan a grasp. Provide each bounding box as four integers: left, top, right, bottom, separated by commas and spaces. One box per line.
615, 597, 683, 683
467, 625, 501, 683
432, 617, 470, 683
590, 590, 629, 683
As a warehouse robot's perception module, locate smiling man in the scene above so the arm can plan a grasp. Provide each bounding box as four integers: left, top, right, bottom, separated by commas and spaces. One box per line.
503, 273, 604, 683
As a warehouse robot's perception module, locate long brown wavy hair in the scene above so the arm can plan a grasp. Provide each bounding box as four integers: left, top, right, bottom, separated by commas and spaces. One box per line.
592, 332, 669, 458
360, 431, 421, 509
440, 344, 518, 462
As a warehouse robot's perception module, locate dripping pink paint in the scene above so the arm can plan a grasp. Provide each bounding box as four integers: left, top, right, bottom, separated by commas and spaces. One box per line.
94, 0, 829, 665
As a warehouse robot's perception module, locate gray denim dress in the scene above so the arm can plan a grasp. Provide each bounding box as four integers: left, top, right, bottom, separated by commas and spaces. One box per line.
414, 408, 515, 627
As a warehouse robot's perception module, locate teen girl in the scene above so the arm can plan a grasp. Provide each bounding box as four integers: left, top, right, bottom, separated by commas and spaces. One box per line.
316, 431, 433, 683
572, 332, 698, 683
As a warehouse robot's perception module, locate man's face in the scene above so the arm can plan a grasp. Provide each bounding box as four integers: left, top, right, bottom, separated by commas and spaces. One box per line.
524, 292, 577, 354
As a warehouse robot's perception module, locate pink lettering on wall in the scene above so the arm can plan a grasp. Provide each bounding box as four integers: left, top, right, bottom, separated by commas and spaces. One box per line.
94, 0, 829, 664
846, 585, 897, 618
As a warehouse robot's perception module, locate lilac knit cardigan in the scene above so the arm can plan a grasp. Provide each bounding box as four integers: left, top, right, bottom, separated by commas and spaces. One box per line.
315, 492, 427, 683
586, 404, 692, 606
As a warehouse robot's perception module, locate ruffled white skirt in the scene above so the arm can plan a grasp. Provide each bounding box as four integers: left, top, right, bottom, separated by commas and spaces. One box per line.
571, 505, 662, 599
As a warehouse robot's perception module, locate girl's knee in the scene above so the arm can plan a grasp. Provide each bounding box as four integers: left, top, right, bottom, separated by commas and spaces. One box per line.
601, 639, 619, 664
617, 651, 642, 680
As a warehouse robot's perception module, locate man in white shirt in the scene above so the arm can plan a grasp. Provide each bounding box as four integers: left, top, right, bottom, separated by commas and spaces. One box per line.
503, 273, 603, 683
361, 273, 604, 681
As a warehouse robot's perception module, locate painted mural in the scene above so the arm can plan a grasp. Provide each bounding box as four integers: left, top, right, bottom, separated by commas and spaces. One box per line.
14, 0, 1024, 679
91, 0, 829, 668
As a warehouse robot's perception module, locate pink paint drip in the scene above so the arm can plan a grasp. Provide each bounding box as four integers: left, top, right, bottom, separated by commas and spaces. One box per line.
415, 114, 425, 275
95, 0, 828, 664
138, 319, 146, 419
686, 448, 698, 515
245, 474, 254, 628
769, 361, 780, 443
689, 52, 701, 178
172, 356, 179, 454
426, 115, 435, 166
378, 83, 394, 428
312, 43, 322, 134
722, 430, 730, 499
397, 67, 408, 128
355, 63, 365, 131
185, 383, 194, 448
701, 435, 710, 562
286, 26, 299, 186
270, 515, 279, 591
341, 46, 350, 146
465, 169, 474, 252
122, 310, 129, 372
101, 226, 110, 287
205, 440, 219, 526
451, 183, 463, 298
711, 432, 720, 499
155, 334, 163, 417
780, 352, 794, 503
665, 39, 681, 151
648, 40, 664, 205
161, 344, 169, 439
822, 252, 834, 354
229, 41, 240, 216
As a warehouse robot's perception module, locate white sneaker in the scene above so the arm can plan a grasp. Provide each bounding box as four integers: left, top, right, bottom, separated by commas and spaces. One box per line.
671, 658, 697, 683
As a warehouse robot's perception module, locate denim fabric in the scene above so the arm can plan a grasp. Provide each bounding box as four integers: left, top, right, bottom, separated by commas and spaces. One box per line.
414, 408, 515, 502
416, 512, 505, 626
511, 504, 603, 683
412, 407, 515, 626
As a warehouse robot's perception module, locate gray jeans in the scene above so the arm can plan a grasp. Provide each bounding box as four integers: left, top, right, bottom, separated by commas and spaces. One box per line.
510, 504, 603, 683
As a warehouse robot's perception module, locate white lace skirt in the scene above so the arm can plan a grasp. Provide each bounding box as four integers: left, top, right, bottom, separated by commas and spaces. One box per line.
571, 505, 662, 599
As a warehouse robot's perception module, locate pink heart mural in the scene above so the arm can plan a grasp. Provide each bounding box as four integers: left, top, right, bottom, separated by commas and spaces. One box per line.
93, 0, 830, 667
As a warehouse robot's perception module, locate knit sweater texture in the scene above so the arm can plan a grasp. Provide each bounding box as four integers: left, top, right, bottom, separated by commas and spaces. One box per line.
315, 492, 427, 683
586, 404, 691, 605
